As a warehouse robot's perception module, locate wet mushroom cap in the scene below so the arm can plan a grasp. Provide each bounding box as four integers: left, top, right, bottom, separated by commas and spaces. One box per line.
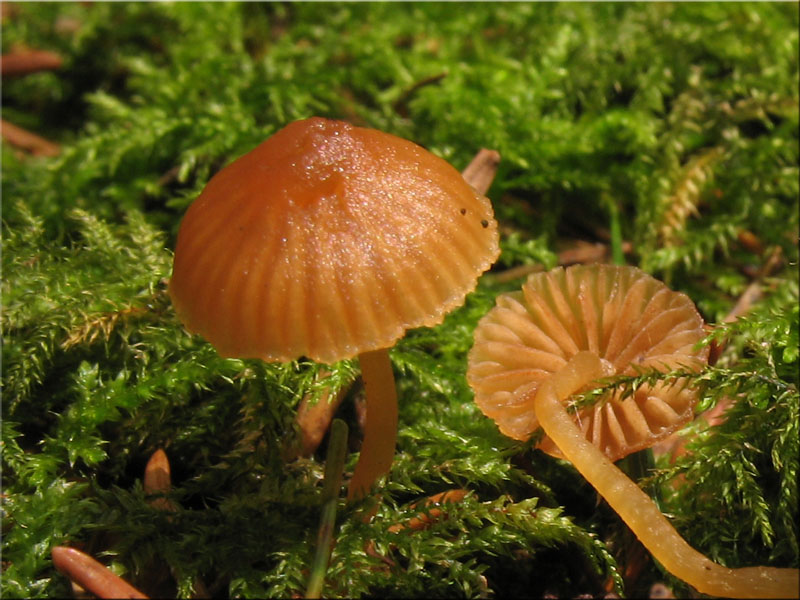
467, 264, 709, 462
169, 117, 500, 364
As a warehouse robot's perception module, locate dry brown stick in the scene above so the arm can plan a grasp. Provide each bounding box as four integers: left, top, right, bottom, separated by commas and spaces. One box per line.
708, 245, 784, 364
490, 263, 543, 284
461, 148, 501, 196
365, 489, 470, 566
142, 450, 212, 599
393, 72, 447, 117
144, 448, 176, 512
1, 2, 16, 22
51, 546, 149, 599
557, 240, 609, 266
290, 369, 351, 458
492, 240, 610, 284
736, 229, 764, 256
1, 49, 63, 76
1, 118, 60, 156
724, 245, 783, 324
387, 489, 469, 533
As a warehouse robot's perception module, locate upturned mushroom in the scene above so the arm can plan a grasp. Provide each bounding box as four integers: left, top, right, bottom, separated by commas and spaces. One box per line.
467, 264, 799, 599
468, 264, 709, 461
170, 117, 499, 500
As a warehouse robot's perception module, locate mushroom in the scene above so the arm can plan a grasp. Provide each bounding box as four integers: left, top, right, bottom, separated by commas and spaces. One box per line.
170, 117, 499, 500
468, 264, 708, 461
468, 264, 799, 599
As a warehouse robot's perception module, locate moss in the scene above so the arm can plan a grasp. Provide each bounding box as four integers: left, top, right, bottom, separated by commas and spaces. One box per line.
2, 2, 798, 597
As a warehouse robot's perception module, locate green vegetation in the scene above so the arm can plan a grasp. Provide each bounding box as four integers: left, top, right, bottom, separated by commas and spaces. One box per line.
2, 3, 797, 598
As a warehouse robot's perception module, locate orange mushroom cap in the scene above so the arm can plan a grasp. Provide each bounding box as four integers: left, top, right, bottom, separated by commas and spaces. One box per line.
467, 264, 709, 462
170, 117, 500, 363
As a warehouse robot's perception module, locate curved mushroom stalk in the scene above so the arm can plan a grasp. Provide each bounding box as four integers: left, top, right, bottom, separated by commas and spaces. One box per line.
533, 351, 799, 600
348, 348, 399, 500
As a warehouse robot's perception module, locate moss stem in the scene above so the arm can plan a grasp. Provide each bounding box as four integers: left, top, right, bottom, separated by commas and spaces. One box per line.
306, 418, 348, 599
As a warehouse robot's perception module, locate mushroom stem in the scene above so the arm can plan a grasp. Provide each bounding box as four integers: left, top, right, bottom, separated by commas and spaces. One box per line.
533, 351, 800, 600
347, 347, 399, 501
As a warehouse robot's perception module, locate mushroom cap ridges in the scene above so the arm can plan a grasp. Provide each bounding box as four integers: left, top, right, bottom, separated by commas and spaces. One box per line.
467, 264, 709, 462
169, 117, 500, 364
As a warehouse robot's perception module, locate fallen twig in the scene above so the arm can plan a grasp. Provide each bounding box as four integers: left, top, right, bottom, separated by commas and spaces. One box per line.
393, 72, 447, 117
461, 148, 501, 197
289, 369, 351, 459
144, 448, 176, 512
364, 489, 470, 566
51, 546, 148, 600
387, 489, 469, 533
1, 118, 60, 157
1, 49, 63, 76
708, 244, 784, 365
491, 240, 611, 284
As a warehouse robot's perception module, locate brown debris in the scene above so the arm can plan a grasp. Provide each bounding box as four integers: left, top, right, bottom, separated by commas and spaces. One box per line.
726, 245, 783, 324
461, 148, 501, 196
557, 240, 609, 266
1, 2, 17, 22
141, 450, 212, 599
289, 369, 351, 459
649, 582, 675, 598
1, 49, 63, 76
61, 305, 148, 350
364, 489, 470, 566
144, 449, 176, 512
707, 244, 784, 365
393, 72, 447, 117
51, 546, 149, 599
492, 239, 622, 285
491, 262, 544, 284
1, 44, 64, 159
388, 489, 469, 533
1, 118, 60, 157
737, 229, 765, 256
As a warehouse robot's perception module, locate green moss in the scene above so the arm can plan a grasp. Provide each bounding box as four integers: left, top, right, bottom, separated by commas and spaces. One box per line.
2, 2, 797, 598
